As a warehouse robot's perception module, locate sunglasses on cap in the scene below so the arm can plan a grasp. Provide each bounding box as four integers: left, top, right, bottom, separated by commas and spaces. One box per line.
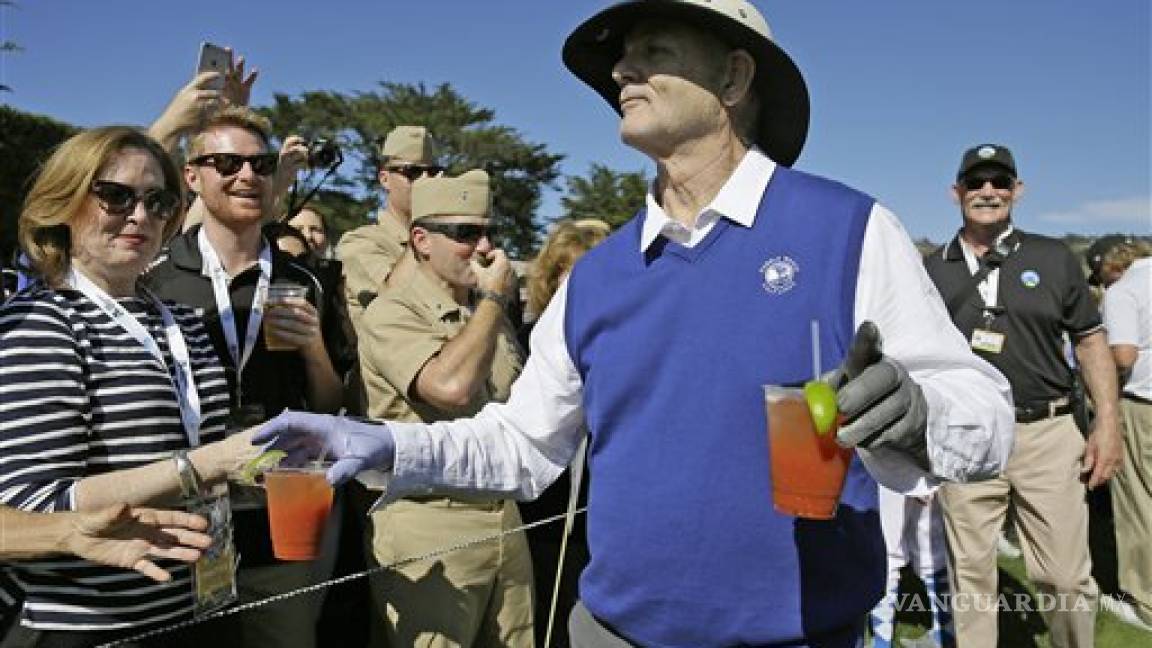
387, 164, 444, 182
413, 219, 494, 245
961, 173, 1015, 191
189, 153, 279, 177
90, 180, 181, 221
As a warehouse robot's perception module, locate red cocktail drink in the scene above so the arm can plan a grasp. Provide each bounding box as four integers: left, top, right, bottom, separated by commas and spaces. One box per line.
265, 466, 333, 560
764, 385, 852, 520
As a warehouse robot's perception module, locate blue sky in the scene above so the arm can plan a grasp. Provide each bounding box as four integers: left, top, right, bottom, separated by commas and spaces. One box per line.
2, 0, 1149, 243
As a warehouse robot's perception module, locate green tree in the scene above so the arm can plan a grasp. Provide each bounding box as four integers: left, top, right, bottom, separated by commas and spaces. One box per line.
0, 106, 77, 262
561, 163, 648, 229
258, 82, 564, 258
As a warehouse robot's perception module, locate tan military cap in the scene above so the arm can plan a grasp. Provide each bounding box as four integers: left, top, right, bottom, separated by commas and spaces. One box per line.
412, 169, 490, 220
379, 125, 436, 164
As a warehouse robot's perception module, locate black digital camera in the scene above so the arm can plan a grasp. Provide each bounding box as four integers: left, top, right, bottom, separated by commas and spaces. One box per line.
307, 139, 342, 168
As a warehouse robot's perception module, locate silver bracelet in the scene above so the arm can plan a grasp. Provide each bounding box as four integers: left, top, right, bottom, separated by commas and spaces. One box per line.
172, 449, 203, 501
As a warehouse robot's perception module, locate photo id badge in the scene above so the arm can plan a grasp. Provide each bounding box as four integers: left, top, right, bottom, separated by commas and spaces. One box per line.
190, 486, 238, 617
227, 403, 268, 511
971, 328, 1005, 354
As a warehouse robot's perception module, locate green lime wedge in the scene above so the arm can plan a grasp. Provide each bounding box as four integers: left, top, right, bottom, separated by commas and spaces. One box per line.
803, 380, 839, 436
237, 450, 287, 485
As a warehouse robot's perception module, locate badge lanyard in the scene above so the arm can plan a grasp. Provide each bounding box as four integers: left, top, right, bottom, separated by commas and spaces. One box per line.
960, 232, 1018, 325
959, 232, 1019, 355
960, 250, 999, 316
67, 268, 202, 446
197, 228, 271, 406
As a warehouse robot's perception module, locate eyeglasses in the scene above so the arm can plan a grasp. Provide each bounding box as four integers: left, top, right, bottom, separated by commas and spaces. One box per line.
413, 219, 493, 245
387, 164, 444, 182
90, 180, 181, 221
189, 153, 279, 177
962, 173, 1015, 191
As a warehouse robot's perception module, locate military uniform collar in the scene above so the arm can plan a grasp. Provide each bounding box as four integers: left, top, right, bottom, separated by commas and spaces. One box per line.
376, 209, 411, 248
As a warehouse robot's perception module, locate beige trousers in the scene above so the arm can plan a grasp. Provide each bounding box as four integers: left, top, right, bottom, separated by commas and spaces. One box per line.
1112, 398, 1152, 624
366, 497, 535, 648
939, 415, 1098, 648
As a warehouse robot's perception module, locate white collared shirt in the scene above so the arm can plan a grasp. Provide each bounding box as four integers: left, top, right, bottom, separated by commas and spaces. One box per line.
370, 148, 1014, 503
638, 148, 771, 250
1103, 258, 1152, 399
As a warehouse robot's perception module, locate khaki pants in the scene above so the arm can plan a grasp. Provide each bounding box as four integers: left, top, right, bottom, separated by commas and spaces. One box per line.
366, 497, 534, 648
939, 415, 1098, 648
1113, 397, 1152, 624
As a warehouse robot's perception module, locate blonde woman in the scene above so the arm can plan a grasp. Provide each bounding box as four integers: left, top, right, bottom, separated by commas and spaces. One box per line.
524, 219, 610, 324
0, 126, 259, 647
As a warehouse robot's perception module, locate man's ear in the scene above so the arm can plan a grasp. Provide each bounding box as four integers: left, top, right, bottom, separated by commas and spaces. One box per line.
950, 184, 963, 205
721, 49, 756, 107
184, 166, 202, 194
410, 226, 431, 260
1012, 180, 1025, 202
378, 167, 391, 192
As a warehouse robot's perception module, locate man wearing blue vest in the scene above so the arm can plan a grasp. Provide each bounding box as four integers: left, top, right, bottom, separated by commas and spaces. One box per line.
258, 1, 1014, 645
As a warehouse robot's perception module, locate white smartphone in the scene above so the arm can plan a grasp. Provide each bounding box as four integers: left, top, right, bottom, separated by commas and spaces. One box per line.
196, 42, 231, 91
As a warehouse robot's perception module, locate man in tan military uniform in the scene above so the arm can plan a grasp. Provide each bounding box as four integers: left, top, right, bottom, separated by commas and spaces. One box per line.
357, 169, 533, 648
336, 125, 442, 328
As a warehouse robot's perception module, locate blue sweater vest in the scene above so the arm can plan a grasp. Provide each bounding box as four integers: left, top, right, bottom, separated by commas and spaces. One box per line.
563, 166, 884, 646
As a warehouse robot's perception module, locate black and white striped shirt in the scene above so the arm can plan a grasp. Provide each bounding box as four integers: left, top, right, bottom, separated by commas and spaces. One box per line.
0, 284, 229, 631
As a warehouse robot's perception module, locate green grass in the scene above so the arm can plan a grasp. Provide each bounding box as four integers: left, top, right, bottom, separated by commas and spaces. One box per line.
890, 555, 1152, 647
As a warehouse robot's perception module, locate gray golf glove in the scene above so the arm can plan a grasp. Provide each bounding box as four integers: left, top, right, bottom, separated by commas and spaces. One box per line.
828, 321, 930, 470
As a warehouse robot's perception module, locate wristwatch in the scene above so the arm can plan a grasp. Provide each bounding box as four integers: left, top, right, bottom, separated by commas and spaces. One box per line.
172, 449, 203, 501
475, 289, 509, 309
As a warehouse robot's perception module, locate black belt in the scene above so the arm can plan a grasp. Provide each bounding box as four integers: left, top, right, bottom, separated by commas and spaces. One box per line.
1015, 398, 1072, 423
1123, 392, 1152, 406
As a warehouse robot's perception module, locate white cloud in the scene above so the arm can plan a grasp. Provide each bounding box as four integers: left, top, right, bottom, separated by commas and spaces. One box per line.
1038, 196, 1152, 226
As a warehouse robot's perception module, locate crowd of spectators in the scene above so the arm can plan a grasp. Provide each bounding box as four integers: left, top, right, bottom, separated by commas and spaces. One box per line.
0, 3, 1147, 646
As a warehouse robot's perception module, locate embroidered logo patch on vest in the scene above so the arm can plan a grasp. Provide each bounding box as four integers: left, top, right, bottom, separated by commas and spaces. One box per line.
760, 256, 799, 294
1020, 270, 1040, 288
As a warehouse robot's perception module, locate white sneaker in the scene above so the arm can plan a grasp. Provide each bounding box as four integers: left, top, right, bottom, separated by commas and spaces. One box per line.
996, 532, 1022, 559
1101, 594, 1152, 632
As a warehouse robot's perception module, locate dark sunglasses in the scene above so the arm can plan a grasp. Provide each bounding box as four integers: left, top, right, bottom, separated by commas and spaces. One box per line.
189, 153, 279, 177
414, 219, 493, 244
962, 173, 1015, 191
387, 164, 444, 182
90, 180, 181, 221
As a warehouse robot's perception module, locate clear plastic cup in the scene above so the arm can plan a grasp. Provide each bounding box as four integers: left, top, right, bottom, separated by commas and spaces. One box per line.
263, 283, 307, 351
264, 463, 334, 560
764, 385, 853, 520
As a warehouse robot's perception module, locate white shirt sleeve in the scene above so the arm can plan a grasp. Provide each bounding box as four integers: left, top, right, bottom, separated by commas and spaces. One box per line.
373, 278, 586, 508
1102, 283, 1140, 346
853, 204, 1015, 496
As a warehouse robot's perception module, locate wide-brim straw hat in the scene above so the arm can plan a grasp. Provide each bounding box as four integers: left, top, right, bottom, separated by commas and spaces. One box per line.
562, 0, 809, 167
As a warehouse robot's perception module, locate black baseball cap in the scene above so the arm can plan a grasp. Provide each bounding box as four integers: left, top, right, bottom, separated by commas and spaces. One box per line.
1085, 235, 1130, 286
957, 144, 1017, 180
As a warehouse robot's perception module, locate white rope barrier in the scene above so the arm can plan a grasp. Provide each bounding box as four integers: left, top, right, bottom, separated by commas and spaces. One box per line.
97, 506, 587, 648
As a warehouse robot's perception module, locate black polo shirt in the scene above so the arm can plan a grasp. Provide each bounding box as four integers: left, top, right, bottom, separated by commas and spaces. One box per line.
924, 229, 1101, 407
145, 225, 347, 566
